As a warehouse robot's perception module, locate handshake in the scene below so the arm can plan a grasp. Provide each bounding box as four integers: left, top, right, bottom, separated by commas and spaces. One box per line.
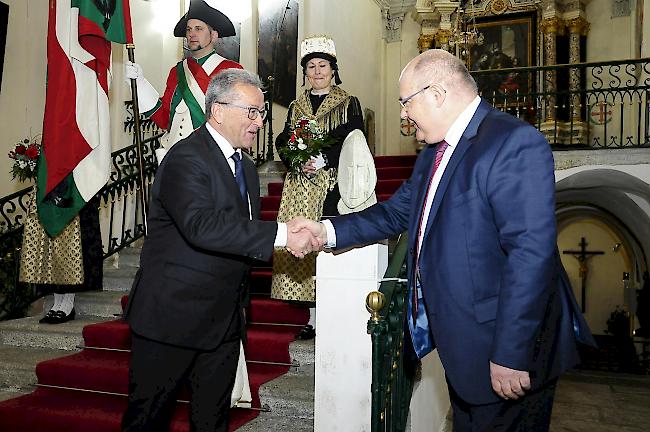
285, 216, 328, 259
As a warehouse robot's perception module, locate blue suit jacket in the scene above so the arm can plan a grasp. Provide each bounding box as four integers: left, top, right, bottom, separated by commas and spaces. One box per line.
332, 100, 594, 404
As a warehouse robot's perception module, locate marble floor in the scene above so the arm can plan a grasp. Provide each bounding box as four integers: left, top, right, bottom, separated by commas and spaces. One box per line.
550, 369, 650, 432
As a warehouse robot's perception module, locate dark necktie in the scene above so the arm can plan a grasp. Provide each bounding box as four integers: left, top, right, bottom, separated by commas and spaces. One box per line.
409, 140, 448, 357
231, 152, 248, 203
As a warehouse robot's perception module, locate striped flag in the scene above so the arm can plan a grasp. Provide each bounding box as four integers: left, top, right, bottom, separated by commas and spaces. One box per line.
37, 0, 133, 237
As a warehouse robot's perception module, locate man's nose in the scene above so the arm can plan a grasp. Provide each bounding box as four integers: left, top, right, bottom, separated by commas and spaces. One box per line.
253, 115, 264, 128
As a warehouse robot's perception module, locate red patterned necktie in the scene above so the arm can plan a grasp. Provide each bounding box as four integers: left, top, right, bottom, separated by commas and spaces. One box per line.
412, 140, 449, 324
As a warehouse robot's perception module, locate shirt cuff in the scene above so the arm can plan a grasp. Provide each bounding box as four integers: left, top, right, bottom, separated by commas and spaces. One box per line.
322, 219, 337, 248
274, 222, 287, 247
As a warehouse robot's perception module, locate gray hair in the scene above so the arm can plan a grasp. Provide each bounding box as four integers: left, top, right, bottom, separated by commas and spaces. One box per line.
412, 49, 478, 95
205, 69, 264, 119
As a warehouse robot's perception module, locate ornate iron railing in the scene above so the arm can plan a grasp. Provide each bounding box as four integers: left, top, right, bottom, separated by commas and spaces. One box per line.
471, 57, 650, 148
0, 187, 33, 319
0, 129, 161, 319
367, 233, 415, 431
0, 89, 277, 320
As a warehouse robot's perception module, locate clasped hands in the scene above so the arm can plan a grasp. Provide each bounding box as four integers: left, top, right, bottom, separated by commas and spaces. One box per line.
285, 216, 328, 259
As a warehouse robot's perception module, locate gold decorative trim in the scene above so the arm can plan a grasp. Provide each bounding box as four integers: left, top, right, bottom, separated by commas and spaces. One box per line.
418, 33, 436, 52
568, 17, 590, 36
490, 0, 508, 15
540, 17, 566, 35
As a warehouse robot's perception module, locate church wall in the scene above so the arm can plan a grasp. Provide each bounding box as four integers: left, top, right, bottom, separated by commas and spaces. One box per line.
586, 0, 637, 61
0, 0, 48, 198
558, 220, 629, 336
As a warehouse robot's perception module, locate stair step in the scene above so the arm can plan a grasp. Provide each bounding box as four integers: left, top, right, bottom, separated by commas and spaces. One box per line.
261, 195, 281, 211
257, 372, 314, 420
374, 154, 417, 168
107, 246, 142, 269
246, 324, 301, 364
267, 182, 284, 197
102, 273, 135, 292
0, 346, 69, 390
43, 291, 125, 319
261, 210, 278, 222
250, 269, 272, 294
248, 297, 309, 325
0, 315, 104, 350
376, 179, 404, 195
376, 166, 413, 180
237, 412, 314, 431
36, 350, 129, 395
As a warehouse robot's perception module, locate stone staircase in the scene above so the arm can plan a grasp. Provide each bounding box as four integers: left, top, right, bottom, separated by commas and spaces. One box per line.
0, 244, 316, 431
0, 154, 417, 430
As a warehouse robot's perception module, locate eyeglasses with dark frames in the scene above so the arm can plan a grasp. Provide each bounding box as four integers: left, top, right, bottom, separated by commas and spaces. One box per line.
398, 84, 446, 108
215, 102, 268, 121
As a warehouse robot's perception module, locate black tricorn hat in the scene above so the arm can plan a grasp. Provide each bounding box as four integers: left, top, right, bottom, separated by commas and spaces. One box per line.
173, 0, 236, 38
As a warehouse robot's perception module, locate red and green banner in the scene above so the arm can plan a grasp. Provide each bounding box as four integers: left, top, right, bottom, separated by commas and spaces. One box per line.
37, 0, 133, 237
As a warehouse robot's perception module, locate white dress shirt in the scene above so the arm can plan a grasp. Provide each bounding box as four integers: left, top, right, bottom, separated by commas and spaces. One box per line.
205, 122, 287, 247
324, 95, 482, 248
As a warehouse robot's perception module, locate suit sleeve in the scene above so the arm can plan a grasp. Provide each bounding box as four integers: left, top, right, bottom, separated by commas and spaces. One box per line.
157, 145, 278, 261
487, 125, 558, 371
332, 176, 411, 248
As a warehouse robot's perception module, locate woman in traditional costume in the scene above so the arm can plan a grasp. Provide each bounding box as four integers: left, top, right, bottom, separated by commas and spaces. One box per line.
271, 36, 364, 340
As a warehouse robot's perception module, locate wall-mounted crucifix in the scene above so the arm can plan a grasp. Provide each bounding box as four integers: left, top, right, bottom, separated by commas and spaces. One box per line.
562, 237, 605, 313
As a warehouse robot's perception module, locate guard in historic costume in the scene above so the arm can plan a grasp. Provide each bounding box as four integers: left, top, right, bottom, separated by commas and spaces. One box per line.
125, 0, 242, 161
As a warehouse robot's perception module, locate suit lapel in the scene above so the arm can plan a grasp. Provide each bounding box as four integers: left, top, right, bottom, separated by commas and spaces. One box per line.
242, 154, 259, 219
421, 100, 492, 241
197, 126, 250, 216
410, 145, 437, 236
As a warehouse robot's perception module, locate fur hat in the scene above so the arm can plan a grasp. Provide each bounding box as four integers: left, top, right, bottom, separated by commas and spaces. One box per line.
300, 36, 342, 85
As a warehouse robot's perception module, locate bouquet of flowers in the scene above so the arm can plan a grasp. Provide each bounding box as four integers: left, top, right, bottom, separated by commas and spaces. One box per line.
278, 117, 333, 177
8, 136, 41, 182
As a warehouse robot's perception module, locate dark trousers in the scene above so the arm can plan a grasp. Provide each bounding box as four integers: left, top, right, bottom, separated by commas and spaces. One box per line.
121, 332, 240, 432
449, 378, 557, 432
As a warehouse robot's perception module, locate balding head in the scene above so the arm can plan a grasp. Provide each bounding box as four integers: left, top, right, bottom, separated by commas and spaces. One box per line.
403, 49, 477, 97
399, 50, 478, 144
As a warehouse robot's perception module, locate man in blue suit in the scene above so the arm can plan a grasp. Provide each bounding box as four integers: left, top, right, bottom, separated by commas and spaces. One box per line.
292, 49, 594, 431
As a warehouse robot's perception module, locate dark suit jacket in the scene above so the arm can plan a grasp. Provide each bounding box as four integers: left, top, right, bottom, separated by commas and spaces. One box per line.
331, 100, 595, 404
124, 125, 277, 351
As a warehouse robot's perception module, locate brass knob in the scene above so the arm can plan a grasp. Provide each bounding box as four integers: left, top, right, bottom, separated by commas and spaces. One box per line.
366, 291, 385, 322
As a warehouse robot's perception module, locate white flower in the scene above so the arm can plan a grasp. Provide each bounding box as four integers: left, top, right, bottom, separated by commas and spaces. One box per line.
18, 160, 27, 169
297, 142, 307, 150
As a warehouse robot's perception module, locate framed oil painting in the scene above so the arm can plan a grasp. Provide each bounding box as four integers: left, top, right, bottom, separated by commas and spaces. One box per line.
469, 12, 536, 98
258, 0, 299, 108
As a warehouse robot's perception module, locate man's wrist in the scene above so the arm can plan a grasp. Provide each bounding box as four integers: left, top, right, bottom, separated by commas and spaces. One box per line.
321, 219, 336, 248
274, 222, 287, 247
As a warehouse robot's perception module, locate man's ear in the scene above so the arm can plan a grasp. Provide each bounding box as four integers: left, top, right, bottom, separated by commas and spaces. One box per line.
431, 84, 447, 107
211, 103, 223, 123
211, 30, 219, 45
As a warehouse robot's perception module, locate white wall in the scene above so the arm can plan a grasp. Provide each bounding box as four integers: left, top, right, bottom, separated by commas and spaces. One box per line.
0, 0, 48, 197
586, 0, 637, 61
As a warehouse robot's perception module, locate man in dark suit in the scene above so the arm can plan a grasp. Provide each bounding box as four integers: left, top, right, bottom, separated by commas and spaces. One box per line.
121, 69, 317, 432
294, 49, 594, 431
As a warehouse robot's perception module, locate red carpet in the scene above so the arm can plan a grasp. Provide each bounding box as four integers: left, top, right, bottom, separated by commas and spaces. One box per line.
0, 154, 415, 431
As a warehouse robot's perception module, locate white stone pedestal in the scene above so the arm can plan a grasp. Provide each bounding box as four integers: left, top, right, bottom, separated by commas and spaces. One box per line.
314, 243, 389, 432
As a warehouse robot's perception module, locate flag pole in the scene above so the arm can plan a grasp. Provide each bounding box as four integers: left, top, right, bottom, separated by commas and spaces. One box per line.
126, 43, 148, 236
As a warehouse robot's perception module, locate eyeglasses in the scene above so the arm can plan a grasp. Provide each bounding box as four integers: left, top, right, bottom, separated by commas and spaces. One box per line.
398, 84, 446, 108
216, 102, 268, 121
